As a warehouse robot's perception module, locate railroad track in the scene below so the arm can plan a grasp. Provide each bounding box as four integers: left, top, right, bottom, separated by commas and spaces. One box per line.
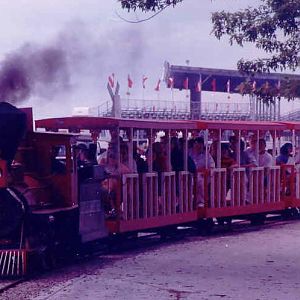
0, 213, 298, 295
0, 278, 26, 294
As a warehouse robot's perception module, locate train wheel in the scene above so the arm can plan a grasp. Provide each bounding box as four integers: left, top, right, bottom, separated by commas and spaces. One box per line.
217, 217, 232, 227
282, 208, 300, 220
197, 218, 214, 235
250, 214, 266, 226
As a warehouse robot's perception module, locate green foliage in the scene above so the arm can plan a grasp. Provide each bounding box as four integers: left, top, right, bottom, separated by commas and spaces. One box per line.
119, 0, 183, 12
212, 0, 300, 74
118, 0, 300, 101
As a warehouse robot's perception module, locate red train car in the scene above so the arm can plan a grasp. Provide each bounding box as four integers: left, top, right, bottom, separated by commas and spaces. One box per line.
1, 103, 300, 277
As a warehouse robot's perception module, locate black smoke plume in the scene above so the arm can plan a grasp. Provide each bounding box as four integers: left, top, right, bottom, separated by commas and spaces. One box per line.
0, 44, 69, 104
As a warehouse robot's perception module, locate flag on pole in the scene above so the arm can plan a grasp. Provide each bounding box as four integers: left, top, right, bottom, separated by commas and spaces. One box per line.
277, 80, 281, 96
195, 79, 202, 92
168, 77, 174, 89
142, 75, 148, 89
211, 78, 216, 92
154, 79, 161, 91
183, 77, 189, 90
226, 79, 230, 93
252, 80, 257, 91
108, 73, 115, 88
226, 79, 231, 99
128, 74, 133, 88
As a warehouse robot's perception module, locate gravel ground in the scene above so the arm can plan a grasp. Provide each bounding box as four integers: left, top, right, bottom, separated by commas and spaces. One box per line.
2, 220, 300, 300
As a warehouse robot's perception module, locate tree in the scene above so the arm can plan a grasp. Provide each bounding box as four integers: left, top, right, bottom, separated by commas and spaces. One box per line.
211, 0, 299, 75
212, 0, 300, 100
119, 0, 183, 12
119, 0, 300, 99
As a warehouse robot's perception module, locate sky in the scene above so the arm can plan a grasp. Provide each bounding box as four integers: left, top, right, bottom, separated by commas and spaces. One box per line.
0, 0, 295, 118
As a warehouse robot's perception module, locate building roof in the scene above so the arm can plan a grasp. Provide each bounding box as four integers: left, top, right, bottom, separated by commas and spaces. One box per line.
164, 61, 300, 93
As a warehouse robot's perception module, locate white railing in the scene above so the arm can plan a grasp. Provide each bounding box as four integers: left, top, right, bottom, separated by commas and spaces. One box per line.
266, 166, 281, 203
231, 168, 247, 207
249, 167, 265, 204
122, 173, 139, 220
179, 171, 194, 213
142, 172, 159, 218
210, 168, 227, 208
161, 172, 177, 215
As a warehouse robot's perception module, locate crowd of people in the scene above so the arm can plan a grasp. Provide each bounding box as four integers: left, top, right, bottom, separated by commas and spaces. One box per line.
72, 132, 299, 215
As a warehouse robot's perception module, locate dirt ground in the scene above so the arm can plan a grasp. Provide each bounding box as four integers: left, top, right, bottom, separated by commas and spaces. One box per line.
2, 219, 300, 300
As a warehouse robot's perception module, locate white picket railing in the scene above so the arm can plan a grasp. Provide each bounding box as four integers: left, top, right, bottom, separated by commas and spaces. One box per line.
230, 168, 247, 207
122, 173, 139, 220
210, 168, 227, 208
179, 171, 194, 213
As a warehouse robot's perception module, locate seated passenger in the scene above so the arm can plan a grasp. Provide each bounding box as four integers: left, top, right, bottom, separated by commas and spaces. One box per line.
134, 148, 148, 173
221, 143, 237, 193
189, 137, 215, 170
189, 137, 215, 207
276, 143, 294, 166
244, 135, 258, 167
276, 142, 294, 196
258, 138, 274, 167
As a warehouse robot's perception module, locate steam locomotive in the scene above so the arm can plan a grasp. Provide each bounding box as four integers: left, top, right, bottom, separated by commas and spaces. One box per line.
0, 102, 108, 277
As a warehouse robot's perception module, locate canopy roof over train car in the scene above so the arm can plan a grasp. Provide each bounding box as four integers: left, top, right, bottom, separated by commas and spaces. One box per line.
196, 120, 287, 131
35, 116, 197, 132
280, 122, 300, 131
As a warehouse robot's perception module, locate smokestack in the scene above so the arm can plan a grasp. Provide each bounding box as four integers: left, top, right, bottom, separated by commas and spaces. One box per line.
0, 102, 27, 165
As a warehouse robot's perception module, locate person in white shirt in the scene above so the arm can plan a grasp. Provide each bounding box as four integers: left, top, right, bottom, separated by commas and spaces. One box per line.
189, 137, 215, 206
244, 135, 258, 167
258, 138, 274, 167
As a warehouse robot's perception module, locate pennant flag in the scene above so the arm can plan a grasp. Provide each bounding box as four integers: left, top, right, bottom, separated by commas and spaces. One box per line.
277, 80, 281, 90
195, 79, 202, 92
168, 77, 174, 89
252, 80, 257, 91
211, 78, 216, 92
277, 80, 281, 96
226, 79, 230, 93
226, 79, 231, 99
142, 75, 148, 89
108, 73, 115, 88
183, 77, 189, 90
128, 74, 133, 88
154, 79, 161, 91
262, 81, 270, 93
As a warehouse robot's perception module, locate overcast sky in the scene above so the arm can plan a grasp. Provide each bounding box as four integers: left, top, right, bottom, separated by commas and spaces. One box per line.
1, 0, 292, 118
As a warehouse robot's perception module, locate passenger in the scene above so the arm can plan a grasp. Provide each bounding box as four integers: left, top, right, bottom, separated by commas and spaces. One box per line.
189, 137, 215, 170
244, 135, 258, 167
170, 137, 183, 197
220, 143, 237, 194
171, 137, 183, 172
276, 142, 294, 196
209, 140, 218, 164
276, 143, 294, 165
258, 138, 274, 167
153, 141, 166, 197
189, 137, 215, 206
229, 135, 238, 161
133, 143, 148, 173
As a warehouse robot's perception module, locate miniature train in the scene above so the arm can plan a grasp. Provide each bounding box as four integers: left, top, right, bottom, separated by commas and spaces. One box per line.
0, 102, 299, 277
